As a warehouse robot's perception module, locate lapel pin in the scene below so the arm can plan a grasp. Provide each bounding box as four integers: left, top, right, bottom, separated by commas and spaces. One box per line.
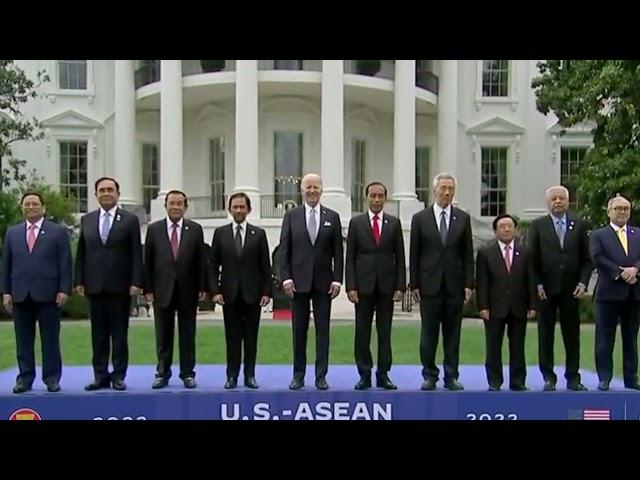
324, 221, 331, 226
251, 230, 255, 235
632, 229, 635, 234
452, 216, 457, 221
116, 214, 122, 221
384, 219, 388, 224
185, 225, 189, 231
40, 230, 45, 235
515, 251, 520, 256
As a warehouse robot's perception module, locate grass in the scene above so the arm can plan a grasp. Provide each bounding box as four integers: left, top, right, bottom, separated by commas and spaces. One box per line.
0, 320, 630, 378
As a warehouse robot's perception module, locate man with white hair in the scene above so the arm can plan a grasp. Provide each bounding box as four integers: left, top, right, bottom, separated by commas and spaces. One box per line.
410, 173, 474, 391
590, 195, 640, 391
528, 185, 592, 391
278, 173, 344, 390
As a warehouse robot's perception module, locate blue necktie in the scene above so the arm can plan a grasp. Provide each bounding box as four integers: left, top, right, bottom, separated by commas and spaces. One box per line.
555, 219, 565, 248
439, 211, 448, 245
101, 212, 111, 244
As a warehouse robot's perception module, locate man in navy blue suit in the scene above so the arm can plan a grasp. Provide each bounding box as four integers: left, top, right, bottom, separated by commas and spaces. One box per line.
1, 192, 72, 393
590, 195, 640, 391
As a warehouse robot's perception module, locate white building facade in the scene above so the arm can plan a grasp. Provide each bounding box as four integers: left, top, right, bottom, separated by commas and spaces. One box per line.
9, 59, 594, 253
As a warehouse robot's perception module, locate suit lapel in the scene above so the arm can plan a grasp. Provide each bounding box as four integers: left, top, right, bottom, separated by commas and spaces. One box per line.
445, 208, 460, 246
175, 219, 190, 260
104, 208, 121, 246
607, 225, 628, 258
627, 226, 637, 259
492, 241, 510, 276
379, 213, 392, 246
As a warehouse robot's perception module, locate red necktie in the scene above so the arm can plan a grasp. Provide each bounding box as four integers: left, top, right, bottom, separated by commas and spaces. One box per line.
27, 224, 37, 253
170, 223, 179, 259
372, 215, 381, 245
504, 244, 511, 273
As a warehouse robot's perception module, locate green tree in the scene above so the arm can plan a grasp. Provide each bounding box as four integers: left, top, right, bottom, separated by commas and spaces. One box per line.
532, 60, 640, 226
0, 61, 75, 246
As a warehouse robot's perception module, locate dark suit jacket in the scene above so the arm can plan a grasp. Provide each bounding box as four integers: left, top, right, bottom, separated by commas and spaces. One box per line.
278, 204, 344, 294
476, 240, 536, 319
409, 205, 474, 296
143, 218, 205, 309
74, 208, 144, 296
345, 212, 405, 295
1, 219, 72, 303
209, 223, 272, 304
590, 225, 640, 302
529, 214, 593, 296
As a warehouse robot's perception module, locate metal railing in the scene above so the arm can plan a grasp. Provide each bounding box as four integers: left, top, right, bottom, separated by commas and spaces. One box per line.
261, 194, 302, 219
344, 60, 395, 80
134, 60, 160, 88
416, 69, 439, 95
188, 196, 228, 219
257, 60, 322, 72
182, 60, 236, 76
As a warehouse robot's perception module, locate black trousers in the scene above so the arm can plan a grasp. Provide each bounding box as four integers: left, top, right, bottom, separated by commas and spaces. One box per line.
538, 292, 581, 383
154, 287, 197, 380
484, 312, 527, 388
222, 296, 261, 379
419, 282, 463, 382
354, 284, 393, 377
595, 294, 640, 385
13, 295, 61, 386
292, 289, 331, 380
88, 293, 130, 382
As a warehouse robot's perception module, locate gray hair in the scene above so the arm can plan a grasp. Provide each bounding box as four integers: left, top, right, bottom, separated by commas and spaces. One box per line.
432, 172, 456, 189
545, 185, 570, 200
608, 194, 631, 209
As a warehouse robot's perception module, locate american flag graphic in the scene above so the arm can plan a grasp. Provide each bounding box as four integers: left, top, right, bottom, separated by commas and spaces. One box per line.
567, 408, 611, 420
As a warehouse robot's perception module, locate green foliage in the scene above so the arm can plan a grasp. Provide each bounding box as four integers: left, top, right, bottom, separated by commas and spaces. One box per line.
532, 60, 640, 226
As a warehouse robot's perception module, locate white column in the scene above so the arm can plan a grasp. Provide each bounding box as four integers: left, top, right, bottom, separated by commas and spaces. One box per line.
437, 60, 458, 180
392, 60, 422, 222
152, 60, 183, 220
320, 59, 350, 219
234, 60, 260, 218
114, 60, 140, 207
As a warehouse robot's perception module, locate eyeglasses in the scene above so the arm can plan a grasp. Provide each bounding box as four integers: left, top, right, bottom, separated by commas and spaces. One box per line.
612, 206, 631, 213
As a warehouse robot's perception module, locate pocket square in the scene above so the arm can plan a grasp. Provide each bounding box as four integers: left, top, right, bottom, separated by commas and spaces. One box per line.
323, 221, 331, 227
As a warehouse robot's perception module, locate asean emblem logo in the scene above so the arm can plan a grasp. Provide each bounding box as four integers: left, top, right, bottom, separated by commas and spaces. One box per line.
9, 408, 42, 420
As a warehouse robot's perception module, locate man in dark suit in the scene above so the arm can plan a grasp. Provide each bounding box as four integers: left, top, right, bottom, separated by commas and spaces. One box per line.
279, 173, 344, 390
529, 185, 592, 391
1, 192, 71, 393
410, 172, 473, 391
346, 182, 405, 390
209, 192, 272, 389
144, 190, 206, 389
476, 214, 536, 391
75, 177, 143, 391
590, 195, 640, 391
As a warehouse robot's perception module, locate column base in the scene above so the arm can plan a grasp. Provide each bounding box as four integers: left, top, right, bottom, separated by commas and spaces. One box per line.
395, 198, 424, 224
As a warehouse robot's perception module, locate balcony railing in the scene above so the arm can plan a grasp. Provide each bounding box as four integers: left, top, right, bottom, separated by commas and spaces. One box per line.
261, 194, 303, 219
134, 60, 160, 89
344, 60, 395, 80
182, 60, 236, 76
416, 69, 439, 95
188, 196, 228, 219
257, 60, 323, 72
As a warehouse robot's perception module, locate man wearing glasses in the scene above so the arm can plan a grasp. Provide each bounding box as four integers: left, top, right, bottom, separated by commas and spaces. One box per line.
590, 195, 640, 391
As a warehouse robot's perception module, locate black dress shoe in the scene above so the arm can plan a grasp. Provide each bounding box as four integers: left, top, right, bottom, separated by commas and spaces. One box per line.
567, 382, 588, 391
488, 384, 501, 392
444, 379, 464, 391
112, 380, 127, 391
354, 377, 372, 390
224, 378, 238, 389
625, 382, 640, 390
543, 380, 556, 391
597, 381, 610, 391
152, 377, 169, 389
46, 381, 61, 393
289, 378, 304, 390
183, 377, 197, 389
244, 377, 259, 389
13, 383, 31, 394
315, 378, 329, 390
376, 374, 397, 390
510, 384, 529, 391
420, 378, 437, 391
84, 380, 110, 391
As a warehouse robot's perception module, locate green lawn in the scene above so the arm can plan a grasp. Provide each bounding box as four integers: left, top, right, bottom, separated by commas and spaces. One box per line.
0, 320, 629, 377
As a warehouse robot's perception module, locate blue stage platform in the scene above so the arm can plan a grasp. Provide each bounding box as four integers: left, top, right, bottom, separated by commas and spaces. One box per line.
1, 364, 638, 420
